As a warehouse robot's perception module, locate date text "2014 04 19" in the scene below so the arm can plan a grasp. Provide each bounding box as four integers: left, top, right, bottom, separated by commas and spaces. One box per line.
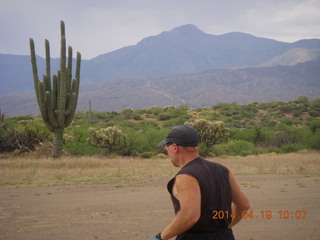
212, 210, 308, 220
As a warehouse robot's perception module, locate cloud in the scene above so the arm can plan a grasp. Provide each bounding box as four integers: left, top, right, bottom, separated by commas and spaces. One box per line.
0, 0, 319, 59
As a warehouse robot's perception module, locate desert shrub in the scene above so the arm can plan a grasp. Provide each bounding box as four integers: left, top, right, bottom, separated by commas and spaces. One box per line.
132, 114, 142, 120
145, 106, 163, 115
238, 110, 255, 119
201, 112, 220, 121
309, 110, 320, 117
303, 129, 320, 150
279, 104, 294, 113
135, 108, 147, 114
292, 110, 302, 117
280, 118, 299, 126
177, 104, 189, 111
309, 132, 320, 150
140, 152, 154, 158
212, 140, 254, 156
162, 115, 190, 128
185, 119, 230, 156
123, 127, 167, 156
280, 144, 304, 153
306, 120, 320, 134
265, 126, 302, 148
64, 127, 96, 155
212, 102, 230, 110
87, 126, 127, 156
94, 112, 114, 121
136, 120, 159, 129
16, 118, 51, 139
15, 114, 34, 121
158, 113, 172, 121
0, 129, 43, 153
232, 128, 255, 142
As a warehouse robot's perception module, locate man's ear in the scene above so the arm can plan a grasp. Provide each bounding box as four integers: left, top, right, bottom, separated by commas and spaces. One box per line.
172, 143, 179, 153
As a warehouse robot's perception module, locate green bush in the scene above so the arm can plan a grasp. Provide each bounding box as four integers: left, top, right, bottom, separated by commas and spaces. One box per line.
63, 125, 96, 155
212, 140, 254, 156
157, 113, 172, 121
305, 130, 320, 150
140, 152, 154, 158
279, 144, 304, 153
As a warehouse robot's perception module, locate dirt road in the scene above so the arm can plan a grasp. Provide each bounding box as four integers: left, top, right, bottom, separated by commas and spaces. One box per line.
0, 174, 319, 240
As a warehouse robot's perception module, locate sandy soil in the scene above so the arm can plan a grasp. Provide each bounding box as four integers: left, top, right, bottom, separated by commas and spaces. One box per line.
0, 174, 319, 240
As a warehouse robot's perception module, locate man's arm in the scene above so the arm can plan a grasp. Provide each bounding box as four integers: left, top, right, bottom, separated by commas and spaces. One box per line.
228, 169, 250, 228
160, 174, 201, 240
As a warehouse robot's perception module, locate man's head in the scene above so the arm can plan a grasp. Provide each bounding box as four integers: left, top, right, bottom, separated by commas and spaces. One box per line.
157, 125, 200, 147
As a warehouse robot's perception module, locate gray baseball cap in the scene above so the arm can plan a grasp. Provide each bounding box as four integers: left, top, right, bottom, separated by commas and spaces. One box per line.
157, 125, 200, 147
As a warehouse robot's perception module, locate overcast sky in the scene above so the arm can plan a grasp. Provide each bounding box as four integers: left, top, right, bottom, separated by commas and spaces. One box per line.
1, 0, 320, 59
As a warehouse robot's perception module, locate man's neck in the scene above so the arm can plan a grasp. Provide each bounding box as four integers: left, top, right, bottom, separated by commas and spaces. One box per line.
179, 153, 200, 168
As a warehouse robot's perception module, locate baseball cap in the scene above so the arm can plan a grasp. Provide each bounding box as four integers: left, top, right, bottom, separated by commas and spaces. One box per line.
157, 125, 200, 147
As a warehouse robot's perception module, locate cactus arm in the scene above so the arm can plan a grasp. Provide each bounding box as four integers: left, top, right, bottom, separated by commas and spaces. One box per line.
67, 46, 73, 94
38, 81, 55, 132
65, 93, 76, 115
68, 46, 72, 74
75, 52, 81, 103
57, 70, 67, 128
44, 39, 51, 92
45, 91, 58, 128
57, 28, 67, 128
56, 70, 61, 110
71, 78, 78, 93
52, 75, 58, 111
75, 52, 81, 86
38, 80, 47, 121
29, 38, 40, 104
65, 51, 81, 127
66, 68, 71, 96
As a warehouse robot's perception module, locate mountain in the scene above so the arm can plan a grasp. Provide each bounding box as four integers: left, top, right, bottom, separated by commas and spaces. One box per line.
1, 24, 320, 115
1, 57, 319, 116
1, 24, 320, 95
260, 48, 320, 67
84, 24, 320, 82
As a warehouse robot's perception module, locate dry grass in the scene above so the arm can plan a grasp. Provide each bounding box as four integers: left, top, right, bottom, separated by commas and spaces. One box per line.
213, 151, 320, 175
0, 151, 319, 187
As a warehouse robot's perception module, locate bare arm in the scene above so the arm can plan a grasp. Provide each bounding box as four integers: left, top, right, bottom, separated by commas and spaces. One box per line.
160, 174, 201, 240
228, 169, 250, 228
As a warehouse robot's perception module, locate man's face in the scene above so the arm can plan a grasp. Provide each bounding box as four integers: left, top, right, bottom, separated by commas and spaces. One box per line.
166, 143, 179, 167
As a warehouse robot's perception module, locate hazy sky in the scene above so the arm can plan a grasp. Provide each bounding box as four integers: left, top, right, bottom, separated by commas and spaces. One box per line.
1, 0, 320, 59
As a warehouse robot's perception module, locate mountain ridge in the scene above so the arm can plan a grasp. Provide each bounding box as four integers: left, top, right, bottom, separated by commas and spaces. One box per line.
1, 24, 320, 115
1, 57, 319, 116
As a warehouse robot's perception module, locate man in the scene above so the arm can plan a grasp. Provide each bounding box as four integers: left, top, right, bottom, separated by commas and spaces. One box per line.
152, 125, 250, 240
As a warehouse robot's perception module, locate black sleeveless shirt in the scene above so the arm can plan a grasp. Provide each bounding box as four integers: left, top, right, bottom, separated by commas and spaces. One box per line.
167, 157, 232, 233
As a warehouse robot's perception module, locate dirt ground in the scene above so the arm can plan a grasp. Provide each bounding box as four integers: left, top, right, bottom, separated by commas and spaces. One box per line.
0, 174, 319, 240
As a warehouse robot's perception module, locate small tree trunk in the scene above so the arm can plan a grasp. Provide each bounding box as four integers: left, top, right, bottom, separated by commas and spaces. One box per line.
53, 128, 64, 158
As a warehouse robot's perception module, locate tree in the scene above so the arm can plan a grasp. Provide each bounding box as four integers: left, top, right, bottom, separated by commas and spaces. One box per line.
186, 119, 229, 155
87, 126, 126, 156
29, 21, 81, 158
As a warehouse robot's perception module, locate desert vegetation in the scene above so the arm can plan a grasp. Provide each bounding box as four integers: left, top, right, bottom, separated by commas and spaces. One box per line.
1, 96, 319, 158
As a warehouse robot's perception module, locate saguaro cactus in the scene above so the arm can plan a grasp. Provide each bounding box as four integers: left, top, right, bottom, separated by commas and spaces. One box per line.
29, 21, 81, 158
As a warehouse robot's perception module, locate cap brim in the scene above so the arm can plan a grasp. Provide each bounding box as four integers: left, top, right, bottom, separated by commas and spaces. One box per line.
157, 139, 168, 147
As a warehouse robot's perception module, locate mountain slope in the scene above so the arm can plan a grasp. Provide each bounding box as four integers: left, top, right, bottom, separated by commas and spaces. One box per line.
84, 24, 320, 82
260, 48, 320, 67
1, 24, 320, 95
1, 58, 319, 116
